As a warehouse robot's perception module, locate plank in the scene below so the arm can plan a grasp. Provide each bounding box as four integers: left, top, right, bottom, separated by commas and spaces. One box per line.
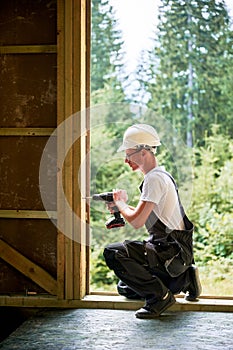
0, 210, 57, 219
56, 0, 90, 300
0, 45, 57, 54
0, 239, 57, 295
57, 0, 66, 300
0, 128, 55, 136
0, 294, 232, 312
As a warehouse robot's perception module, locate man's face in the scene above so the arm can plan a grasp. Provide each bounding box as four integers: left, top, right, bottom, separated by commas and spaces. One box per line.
124, 148, 142, 171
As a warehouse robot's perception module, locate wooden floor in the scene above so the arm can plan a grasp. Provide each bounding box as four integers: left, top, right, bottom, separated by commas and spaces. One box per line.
0, 307, 232, 349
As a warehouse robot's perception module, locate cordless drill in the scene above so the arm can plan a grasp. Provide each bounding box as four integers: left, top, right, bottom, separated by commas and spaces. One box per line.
92, 192, 125, 229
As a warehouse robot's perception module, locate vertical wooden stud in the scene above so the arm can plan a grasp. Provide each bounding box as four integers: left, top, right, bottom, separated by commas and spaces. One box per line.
57, 0, 90, 300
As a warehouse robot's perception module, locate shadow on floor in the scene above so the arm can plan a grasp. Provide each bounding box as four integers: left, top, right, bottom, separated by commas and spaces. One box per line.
0, 308, 39, 343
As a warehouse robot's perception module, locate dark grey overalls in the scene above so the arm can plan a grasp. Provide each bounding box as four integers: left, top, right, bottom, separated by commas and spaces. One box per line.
103, 170, 194, 300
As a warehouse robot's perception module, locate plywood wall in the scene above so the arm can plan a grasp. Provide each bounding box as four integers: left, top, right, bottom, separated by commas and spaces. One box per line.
0, 0, 90, 299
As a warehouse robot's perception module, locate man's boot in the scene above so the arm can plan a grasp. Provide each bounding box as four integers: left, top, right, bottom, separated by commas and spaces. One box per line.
135, 290, 176, 319
184, 265, 202, 301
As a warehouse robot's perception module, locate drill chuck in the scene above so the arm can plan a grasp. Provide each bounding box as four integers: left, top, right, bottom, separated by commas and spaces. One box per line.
92, 192, 114, 202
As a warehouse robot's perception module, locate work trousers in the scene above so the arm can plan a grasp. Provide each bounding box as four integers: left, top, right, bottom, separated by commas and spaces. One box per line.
103, 240, 190, 300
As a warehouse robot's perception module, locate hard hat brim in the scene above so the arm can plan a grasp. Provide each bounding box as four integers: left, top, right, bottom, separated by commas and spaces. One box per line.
117, 141, 161, 152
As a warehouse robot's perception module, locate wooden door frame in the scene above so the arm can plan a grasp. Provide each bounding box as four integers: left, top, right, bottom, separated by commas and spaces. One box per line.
56, 0, 91, 300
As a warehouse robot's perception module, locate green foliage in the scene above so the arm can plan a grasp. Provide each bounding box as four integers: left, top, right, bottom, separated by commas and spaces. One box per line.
137, 0, 233, 146
90, 126, 233, 291
190, 127, 233, 264
199, 258, 233, 295
90, 248, 118, 288
194, 206, 233, 261
91, 0, 127, 104
90, 0, 233, 294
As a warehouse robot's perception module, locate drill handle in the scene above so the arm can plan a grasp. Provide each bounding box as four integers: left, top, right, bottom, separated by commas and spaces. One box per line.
113, 211, 121, 218
112, 205, 120, 214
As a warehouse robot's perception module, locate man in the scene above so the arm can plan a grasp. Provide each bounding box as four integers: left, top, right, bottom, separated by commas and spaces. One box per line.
103, 124, 201, 319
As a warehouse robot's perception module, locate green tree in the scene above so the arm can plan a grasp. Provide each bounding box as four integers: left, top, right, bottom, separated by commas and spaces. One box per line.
91, 0, 127, 104
90, 0, 129, 213
90, 0, 135, 202
189, 126, 233, 263
137, 0, 233, 146
90, 2, 140, 290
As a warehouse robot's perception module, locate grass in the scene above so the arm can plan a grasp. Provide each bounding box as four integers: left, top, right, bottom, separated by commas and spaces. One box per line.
198, 258, 233, 297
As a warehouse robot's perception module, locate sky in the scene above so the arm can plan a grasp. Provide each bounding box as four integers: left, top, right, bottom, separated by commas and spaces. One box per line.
109, 0, 233, 75
109, 0, 159, 73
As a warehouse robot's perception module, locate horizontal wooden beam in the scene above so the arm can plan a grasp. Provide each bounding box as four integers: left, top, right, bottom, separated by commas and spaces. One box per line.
90, 291, 233, 300
0, 294, 232, 312
0, 210, 57, 219
0, 128, 55, 136
0, 45, 57, 54
0, 239, 57, 295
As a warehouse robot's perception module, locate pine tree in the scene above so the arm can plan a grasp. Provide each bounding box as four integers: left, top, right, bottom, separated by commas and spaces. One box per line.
139, 0, 233, 146
91, 0, 127, 104
90, 0, 134, 226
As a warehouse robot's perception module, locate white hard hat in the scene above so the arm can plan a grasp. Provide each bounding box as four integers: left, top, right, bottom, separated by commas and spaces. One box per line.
117, 124, 161, 152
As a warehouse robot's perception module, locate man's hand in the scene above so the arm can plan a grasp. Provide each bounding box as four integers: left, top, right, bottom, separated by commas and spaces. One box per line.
106, 189, 128, 214
113, 189, 128, 203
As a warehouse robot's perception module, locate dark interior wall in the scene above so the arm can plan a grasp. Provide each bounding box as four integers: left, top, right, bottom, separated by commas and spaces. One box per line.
0, 54, 57, 127
0, 0, 58, 294
0, 0, 57, 45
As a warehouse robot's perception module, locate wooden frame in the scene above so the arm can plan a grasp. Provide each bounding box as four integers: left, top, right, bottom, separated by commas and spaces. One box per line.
0, 294, 232, 312
0, 210, 57, 219
0, 45, 56, 54
0, 0, 232, 311
56, 0, 90, 300
0, 0, 90, 303
0, 128, 55, 136
0, 239, 57, 295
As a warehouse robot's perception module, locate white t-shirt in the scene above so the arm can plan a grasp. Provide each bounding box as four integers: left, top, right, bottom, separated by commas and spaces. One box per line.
140, 167, 185, 230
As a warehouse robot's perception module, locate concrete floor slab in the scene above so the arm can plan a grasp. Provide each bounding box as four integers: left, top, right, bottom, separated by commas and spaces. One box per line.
0, 309, 232, 350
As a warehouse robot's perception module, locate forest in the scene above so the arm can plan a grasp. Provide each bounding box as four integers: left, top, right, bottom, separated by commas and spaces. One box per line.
89, 0, 233, 296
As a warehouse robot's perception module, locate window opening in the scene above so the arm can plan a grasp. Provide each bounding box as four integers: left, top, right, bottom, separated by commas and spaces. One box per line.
89, 0, 233, 298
